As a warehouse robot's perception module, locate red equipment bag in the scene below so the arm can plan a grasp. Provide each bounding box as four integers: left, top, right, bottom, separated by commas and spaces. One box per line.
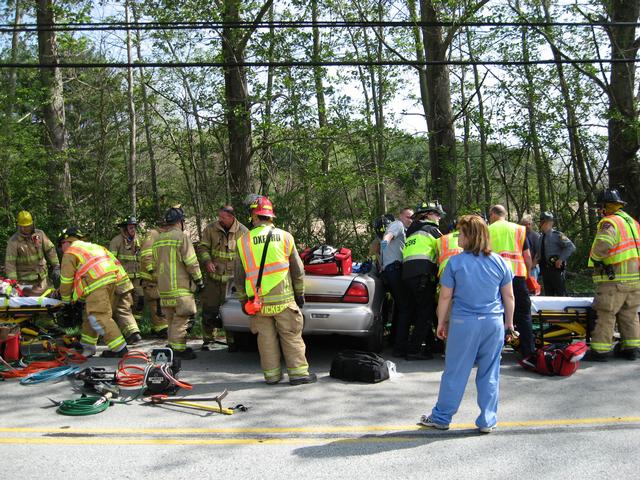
300, 245, 353, 275
0, 333, 21, 362
519, 341, 587, 377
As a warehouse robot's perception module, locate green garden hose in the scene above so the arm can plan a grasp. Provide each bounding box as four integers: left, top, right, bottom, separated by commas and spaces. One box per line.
56, 396, 111, 416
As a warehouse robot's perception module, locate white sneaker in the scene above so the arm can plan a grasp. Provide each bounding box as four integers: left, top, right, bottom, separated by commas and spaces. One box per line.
478, 425, 496, 434
419, 415, 449, 430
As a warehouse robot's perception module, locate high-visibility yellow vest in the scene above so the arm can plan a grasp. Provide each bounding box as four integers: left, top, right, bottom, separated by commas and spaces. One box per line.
237, 225, 292, 299
488, 220, 527, 277
588, 211, 640, 283
62, 241, 121, 301
402, 231, 438, 264
437, 231, 463, 276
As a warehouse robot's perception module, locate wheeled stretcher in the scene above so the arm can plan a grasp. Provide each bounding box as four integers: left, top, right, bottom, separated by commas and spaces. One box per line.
0, 296, 79, 345
530, 296, 595, 345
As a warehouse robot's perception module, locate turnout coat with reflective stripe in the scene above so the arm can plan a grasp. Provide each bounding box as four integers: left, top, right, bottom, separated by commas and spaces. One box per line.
588, 210, 640, 284
139, 228, 160, 282
60, 240, 123, 301
4, 229, 59, 283
197, 219, 248, 283
109, 232, 141, 279
488, 219, 527, 277
151, 225, 203, 302
235, 224, 305, 314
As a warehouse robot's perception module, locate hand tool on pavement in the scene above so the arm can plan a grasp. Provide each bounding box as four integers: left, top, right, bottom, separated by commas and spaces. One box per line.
144, 389, 234, 415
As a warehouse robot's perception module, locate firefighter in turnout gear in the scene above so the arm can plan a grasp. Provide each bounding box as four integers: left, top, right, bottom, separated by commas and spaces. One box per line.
108, 216, 142, 344
151, 206, 203, 360
584, 189, 640, 362
235, 196, 317, 385
139, 225, 168, 337
401, 201, 444, 360
5, 210, 60, 292
109, 217, 143, 309
488, 205, 535, 358
58, 227, 130, 358
197, 205, 248, 351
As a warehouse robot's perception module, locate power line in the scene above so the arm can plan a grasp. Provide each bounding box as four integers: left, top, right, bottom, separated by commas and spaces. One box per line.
1, 20, 640, 34
1, 58, 637, 69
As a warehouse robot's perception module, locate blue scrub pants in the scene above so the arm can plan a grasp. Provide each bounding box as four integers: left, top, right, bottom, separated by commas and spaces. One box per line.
430, 314, 504, 428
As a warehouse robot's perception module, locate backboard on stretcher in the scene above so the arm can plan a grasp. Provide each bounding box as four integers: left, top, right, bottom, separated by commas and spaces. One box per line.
0, 297, 67, 342
530, 296, 595, 345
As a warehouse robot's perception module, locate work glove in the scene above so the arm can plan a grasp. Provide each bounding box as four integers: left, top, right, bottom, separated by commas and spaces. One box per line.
51, 265, 61, 286
295, 295, 305, 308
380, 240, 389, 251
195, 278, 205, 294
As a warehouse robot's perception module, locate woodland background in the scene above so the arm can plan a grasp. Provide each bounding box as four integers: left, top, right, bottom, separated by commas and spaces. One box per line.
1, 0, 639, 290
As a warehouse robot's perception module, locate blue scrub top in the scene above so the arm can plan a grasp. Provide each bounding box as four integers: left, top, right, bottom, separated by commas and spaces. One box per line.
440, 251, 513, 317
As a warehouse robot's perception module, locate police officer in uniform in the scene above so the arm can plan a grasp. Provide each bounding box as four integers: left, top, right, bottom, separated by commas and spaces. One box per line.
235, 196, 316, 385
401, 201, 444, 360
584, 189, 640, 361
536, 212, 575, 296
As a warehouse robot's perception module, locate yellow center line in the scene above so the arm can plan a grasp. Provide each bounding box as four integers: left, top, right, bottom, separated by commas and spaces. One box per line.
0, 416, 638, 437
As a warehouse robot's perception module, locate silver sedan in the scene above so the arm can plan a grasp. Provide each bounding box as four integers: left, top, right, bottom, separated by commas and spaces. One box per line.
220, 273, 387, 352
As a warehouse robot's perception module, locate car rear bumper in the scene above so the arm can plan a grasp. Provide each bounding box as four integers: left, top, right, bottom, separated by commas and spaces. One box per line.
220, 298, 376, 338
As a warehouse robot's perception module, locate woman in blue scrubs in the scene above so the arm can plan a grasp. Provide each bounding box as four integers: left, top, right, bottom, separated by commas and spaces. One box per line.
420, 215, 515, 433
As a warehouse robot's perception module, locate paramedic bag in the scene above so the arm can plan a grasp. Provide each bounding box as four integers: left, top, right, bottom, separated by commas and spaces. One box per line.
519, 342, 587, 377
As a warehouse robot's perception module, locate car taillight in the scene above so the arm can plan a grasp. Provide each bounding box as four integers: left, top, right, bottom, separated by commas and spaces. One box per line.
343, 282, 369, 304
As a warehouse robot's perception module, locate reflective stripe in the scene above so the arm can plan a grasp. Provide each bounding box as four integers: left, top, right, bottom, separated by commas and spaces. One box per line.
621, 339, 640, 347
212, 250, 236, 260
589, 212, 640, 283
169, 342, 187, 351
402, 230, 438, 264
437, 231, 463, 276
209, 273, 232, 282
263, 367, 282, 379
287, 364, 309, 377
489, 220, 527, 277
66, 242, 120, 300
80, 334, 99, 345
107, 335, 126, 350
120, 325, 138, 337
590, 342, 612, 352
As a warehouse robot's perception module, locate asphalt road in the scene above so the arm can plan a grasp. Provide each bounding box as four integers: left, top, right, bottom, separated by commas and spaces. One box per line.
1, 337, 639, 479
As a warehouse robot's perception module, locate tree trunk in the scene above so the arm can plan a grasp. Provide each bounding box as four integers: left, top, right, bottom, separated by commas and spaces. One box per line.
465, 27, 491, 212
125, 0, 137, 216
312, 0, 336, 244
420, 0, 457, 216
132, 0, 160, 220
605, 0, 640, 217
408, 0, 432, 197
36, 0, 72, 220
221, 0, 276, 205
518, 5, 547, 213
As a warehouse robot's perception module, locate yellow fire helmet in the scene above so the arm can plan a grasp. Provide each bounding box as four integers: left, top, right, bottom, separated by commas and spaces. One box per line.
17, 210, 33, 227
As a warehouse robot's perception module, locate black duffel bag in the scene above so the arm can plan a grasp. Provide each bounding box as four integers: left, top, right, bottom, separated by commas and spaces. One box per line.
330, 350, 390, 383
